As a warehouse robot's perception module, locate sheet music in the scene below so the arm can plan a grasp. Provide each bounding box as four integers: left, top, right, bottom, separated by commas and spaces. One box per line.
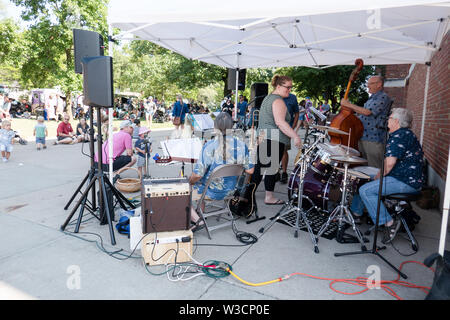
161, 138, 203, 160
190, 114, 215, 131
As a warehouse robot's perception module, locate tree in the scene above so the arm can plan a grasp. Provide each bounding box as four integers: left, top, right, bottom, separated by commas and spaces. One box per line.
11, 0, 109, 115
278, 65, 375, 111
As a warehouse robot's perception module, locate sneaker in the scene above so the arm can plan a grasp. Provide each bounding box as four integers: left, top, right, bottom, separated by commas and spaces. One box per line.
37, 147, 41, 150
382, 219, 401, 244
280, 172, 288, 184
2, 158, 7, 163
43, 145, 47, 149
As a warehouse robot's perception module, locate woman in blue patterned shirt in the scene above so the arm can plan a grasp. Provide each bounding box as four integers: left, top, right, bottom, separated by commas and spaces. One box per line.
351, 108, 424, 244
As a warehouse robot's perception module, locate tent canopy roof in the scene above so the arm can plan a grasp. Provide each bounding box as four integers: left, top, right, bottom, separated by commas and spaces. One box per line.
108, 1, 450, 68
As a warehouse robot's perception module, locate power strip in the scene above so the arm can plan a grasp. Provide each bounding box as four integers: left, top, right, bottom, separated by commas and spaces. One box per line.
150, 235, 191, 245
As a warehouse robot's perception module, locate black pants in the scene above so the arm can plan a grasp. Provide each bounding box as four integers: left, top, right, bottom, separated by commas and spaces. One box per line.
250, 139, 285, 192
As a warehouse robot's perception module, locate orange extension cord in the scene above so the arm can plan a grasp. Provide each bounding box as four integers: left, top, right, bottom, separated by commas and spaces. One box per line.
225, 261, 435, 300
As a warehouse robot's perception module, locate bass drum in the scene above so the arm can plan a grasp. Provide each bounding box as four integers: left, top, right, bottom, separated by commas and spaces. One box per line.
287, 165, 341, 212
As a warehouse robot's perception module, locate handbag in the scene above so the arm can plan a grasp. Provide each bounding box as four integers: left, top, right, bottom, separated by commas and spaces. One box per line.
172, 102, 182, 125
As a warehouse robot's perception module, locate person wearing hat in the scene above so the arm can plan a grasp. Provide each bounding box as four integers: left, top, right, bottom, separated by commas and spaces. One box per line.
94, 120, 136, 172
135, 126, 152, 177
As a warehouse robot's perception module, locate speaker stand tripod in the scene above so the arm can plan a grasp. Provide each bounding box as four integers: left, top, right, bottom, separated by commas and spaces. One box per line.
61, 106, 135, 245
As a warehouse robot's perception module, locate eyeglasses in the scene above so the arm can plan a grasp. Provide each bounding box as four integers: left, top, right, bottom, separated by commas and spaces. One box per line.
281, 85, 293, 90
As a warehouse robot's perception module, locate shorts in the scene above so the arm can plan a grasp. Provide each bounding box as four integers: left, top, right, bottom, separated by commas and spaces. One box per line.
191, 188, 212, 202
299, 114, 305, 121
57, 135, 75, 142
95, 155, 132, 172
0, 144, 13, 152
136, 155, 148, 167
36, 137, 46, 144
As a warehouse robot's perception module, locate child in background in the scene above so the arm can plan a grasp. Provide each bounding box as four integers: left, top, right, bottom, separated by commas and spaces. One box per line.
132, 118, 141, 141
135, 127, 151, 177
0, 120, 15, 162
33, 116, 48, 150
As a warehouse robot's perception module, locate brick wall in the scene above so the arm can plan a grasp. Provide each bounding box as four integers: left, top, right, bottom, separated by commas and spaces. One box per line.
384, 31, 450, 186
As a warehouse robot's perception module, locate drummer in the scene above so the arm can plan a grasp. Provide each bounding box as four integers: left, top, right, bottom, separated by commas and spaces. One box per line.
350, 108, 424, 244
340, 76, 391, 169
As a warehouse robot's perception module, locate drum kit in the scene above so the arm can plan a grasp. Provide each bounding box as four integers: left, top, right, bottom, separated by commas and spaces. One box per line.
260, 124, 374, 253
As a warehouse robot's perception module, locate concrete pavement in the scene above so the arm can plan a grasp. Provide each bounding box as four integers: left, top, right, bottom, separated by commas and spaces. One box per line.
0, 128, 447, 301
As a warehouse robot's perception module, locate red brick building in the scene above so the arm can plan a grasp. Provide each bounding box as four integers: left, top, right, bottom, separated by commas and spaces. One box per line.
383, 31, 449, 207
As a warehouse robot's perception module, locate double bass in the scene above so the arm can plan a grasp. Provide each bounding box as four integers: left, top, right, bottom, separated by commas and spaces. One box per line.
328, 59, 364, 150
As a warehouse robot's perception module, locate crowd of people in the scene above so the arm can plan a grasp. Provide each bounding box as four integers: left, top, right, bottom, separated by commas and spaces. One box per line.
0, 75, 425, 243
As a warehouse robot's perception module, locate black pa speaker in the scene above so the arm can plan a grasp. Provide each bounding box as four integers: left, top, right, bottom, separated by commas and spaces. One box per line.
250, 82, 268, 109
73, 29, 104, 74
227, 68, 246, 91
81, 56, 114, 108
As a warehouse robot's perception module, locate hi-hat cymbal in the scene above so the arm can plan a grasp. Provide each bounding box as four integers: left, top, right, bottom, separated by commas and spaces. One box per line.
330, 155, 368, 164
311, 125, 349, 135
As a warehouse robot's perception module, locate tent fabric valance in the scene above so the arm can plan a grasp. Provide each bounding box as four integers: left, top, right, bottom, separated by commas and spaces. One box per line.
108, 0, 450, 68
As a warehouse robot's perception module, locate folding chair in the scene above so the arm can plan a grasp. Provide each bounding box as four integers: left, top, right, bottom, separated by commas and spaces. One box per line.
195, 164, 245, 239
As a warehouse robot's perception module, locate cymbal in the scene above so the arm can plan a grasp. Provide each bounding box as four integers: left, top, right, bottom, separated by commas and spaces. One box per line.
330, 155, 368, 164
311, 125, 349, 135
335, 167, 371, 180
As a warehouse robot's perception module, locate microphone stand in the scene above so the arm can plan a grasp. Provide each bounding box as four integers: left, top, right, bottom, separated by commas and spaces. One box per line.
333, 101, 408, 279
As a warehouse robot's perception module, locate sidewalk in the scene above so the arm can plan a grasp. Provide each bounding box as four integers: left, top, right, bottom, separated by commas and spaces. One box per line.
0, 128, 446, 300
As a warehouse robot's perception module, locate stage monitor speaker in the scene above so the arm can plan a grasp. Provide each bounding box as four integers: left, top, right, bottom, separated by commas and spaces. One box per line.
250, 82, 268, 109
73, 29, 104, 74
81, 56, 114, 108
227, 68, 246, 91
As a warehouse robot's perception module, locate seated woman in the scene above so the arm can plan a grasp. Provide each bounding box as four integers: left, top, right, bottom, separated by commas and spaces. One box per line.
76, 118, 90, 142
188, 112, 254, 231
350, 108, 425, 244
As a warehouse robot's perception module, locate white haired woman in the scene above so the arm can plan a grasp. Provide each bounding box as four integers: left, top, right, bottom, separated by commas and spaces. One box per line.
188, 112, 254, 231
350, 108, 425, 244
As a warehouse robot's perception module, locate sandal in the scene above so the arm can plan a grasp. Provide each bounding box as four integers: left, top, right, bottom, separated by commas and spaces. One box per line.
382, 219, 401, 244
264, 199, 284, 205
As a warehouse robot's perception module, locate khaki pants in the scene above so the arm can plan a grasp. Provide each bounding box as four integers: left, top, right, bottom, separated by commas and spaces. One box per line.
358, 140, 385, 169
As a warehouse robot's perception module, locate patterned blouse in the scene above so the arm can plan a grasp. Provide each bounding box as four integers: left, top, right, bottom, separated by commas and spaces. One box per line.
193, 135, 254, 200
358, 90, 392, 143
385, 128, 424, 190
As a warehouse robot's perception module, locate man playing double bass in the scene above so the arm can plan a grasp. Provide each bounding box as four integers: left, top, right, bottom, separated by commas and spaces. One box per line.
340, 75, 392, 169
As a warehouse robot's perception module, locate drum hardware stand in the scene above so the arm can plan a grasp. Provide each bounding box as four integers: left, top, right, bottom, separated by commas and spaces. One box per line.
332, 101, 408, 279
61, 106, 135, 246
259, 147, 319, 253
315, 160, 368, 249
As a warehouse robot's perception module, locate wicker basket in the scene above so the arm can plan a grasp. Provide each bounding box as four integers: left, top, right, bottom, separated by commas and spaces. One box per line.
115, 167, 141, 193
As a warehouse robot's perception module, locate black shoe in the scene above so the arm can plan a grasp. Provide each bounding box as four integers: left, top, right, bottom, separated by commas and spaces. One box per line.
280, 172, 288, 184
351, 214, 363, 225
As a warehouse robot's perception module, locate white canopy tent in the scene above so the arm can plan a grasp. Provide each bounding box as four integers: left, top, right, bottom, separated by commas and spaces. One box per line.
107, 0, 450, 255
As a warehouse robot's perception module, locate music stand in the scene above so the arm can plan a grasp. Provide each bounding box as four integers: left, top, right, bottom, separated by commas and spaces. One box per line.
61, 106, 135, 245
333, 101, 408, 279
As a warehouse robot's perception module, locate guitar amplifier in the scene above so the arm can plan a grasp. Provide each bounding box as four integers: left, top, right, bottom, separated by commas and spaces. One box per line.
141, 177, 191, 233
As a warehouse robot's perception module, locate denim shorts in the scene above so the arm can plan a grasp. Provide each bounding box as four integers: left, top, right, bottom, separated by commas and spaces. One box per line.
0, 144, 13, 152
36, 137, 46, 144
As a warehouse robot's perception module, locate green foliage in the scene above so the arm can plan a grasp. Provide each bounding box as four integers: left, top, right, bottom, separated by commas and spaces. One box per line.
277, 65, 375, 108
10, 0, 109, 96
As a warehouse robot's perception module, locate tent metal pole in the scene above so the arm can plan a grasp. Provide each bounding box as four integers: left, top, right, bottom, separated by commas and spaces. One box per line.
235, 68, 239, 121
108, 24, 114, 181
439, 147, 450, 256
420, 64, 431, 145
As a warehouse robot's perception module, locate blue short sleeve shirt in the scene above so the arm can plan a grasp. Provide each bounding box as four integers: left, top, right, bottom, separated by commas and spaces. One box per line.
386, 128, 424, 190
358, 91, 391, 143
193, 136, 254, 200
